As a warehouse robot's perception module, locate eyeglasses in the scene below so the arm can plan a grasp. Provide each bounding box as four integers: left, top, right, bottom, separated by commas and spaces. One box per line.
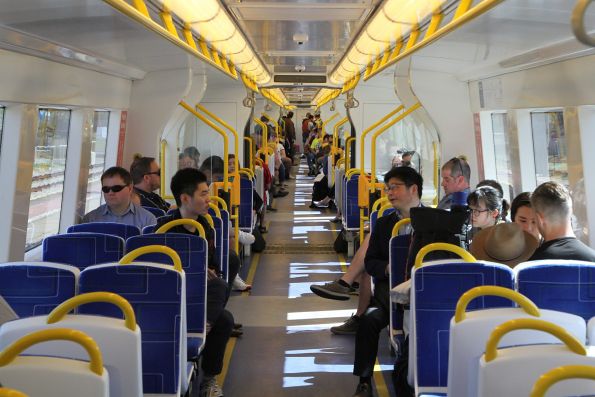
145, 169, 161, 177
470, 207, 490, 216
384, 182, 407, 193
102, 185, 127, 193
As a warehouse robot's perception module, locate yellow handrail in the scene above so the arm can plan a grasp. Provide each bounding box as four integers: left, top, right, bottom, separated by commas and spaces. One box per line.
454, 286, 540, 323
372, 196, 389, 212
243, 136, 254, 171
159, 140, 174, 200
47, 292, 137, 331
359, 105, 404, 174
195, 104, 240, 178
530, 365, 595, 397
204, 213, 215, 229
262, 113, 280, 144
253, 117, 268, 149
336, 158, 345, 168
120, 245, 183, 272
346, 167, 361, 179
156, 218, 206, 238
0, 388, 28, 397
332, 117, 349, 165
433, 141, 439, 206
179, 100, 229, 192
378, 203, 394, 217
484, 318, 587, 362
0, 328, 104, 376
370, 103, 422, 189
414, 243, 475, 269
239, 168, 254, 179
391, 218, 411, 237
210, 196, 228, 211
209, 203, 221, 218
321, 113, 339, 137
345, 136, 356, 173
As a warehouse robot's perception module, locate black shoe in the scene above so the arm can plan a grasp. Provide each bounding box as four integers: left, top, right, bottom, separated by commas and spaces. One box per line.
309, 202, 318, 209
273, 191, 288, 198
331, 315, 360, 335
234, 323, 243, 329
329, 216, 341, 223
231, 328, 243, 337
266, 206, 277, 212
258, 226, 268, 233
352, 382, 372, 397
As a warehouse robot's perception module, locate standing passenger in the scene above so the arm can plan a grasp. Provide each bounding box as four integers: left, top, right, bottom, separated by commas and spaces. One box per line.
528, 181, 595, 261
130, 156, 171, 212
437, 156, 471, 210
82, 166, 156, 229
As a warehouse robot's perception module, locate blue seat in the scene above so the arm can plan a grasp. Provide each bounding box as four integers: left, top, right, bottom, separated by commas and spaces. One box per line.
370, 207, 395, 231
515, 259, 595, 321
239, 177, 254, 231
125, 234, 207, 358
142, 206, 166, 218
389, 234, 411, 353
411, 260, 515, 395
0, 262, 79, 317
42, 232, 124, 270
343, 174, 365, 230
209, 215, 227, 280
142, 224, 156, 234
67, 222, 140, 240
210, 207, 230, 281
79, 262, 186, 395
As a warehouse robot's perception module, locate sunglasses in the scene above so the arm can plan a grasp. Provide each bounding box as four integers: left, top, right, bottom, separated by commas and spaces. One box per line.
145, 169, 161, 177
102, 185, 127, 193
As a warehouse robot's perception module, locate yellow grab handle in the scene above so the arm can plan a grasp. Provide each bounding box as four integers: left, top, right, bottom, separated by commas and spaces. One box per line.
209, 203, 221, 218
47, 292, 136, 331
484, 318, 587, 362
210, 196, 228, 211
0, 328, 104, 376
378, 203, 394, 217
239, 168, 254, 179
120, 245, 182, 273
530, 365, 595, 397
203, 214, 215, 229
454, 286, 540, 323
254, 158, 264, 167
346, 168, 361, 179
0, 388, 28, 397
372, 196, 389, 212
414, 243, 476, 269
156, 218, 206, 238
391, 218, 411, 237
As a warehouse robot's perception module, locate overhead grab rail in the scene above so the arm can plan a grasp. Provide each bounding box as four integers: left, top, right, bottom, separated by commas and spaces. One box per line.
102, 0, 239, 81
572, 0, 595, 47
370, 103, 422, 190
365, 0, 505, 81
179, 100, 229, 192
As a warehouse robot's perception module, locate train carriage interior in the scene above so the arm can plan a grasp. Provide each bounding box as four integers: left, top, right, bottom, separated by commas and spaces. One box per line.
0, 0, 595, 396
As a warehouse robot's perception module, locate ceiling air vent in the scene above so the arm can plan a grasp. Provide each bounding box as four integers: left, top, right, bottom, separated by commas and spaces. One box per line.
274, 75, 327, 84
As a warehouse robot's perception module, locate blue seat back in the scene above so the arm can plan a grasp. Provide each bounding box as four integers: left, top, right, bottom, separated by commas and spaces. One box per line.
413, 261, 514, 389
209, 208, 229, 280
0, 262, 78, 317
79, 263, 183, 394
344, 174, 365, 230
389, 234, 411, 350
142, 206, 166, 218
142, 225, 156, 234
43, 233, 124, 270
125, 234, 207, 334
370, 207, 395, 231
67, 222, 140, 240
239, 177, 254, 230
516, 260, 595, 321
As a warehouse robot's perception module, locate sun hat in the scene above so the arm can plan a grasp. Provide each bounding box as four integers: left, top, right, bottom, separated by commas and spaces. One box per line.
470, 222, 539, 267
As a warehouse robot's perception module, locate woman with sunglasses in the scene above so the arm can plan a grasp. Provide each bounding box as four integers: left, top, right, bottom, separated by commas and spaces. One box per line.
466, 185, 507, 242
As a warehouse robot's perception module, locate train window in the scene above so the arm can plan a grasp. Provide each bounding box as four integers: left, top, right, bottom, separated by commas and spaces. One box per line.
490, 112, 513, 201
0, 106, 4, 149
85, 111, 110, 213
26, 108, 71, 251
530, 110, 568, 187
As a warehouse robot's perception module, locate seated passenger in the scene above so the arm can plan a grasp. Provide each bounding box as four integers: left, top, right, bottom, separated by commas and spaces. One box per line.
470, 223, 539, 268
511, 191, 541, 241
466, 185, 507, 242
437, 156, 471, 210
528, 181, 595, 261
352, 166, 422, 397
130, 156, 171, 212
178, 146, 200, 170
155, 168, 234, 397
82, 166, 156, 229
476, 179, 509, 219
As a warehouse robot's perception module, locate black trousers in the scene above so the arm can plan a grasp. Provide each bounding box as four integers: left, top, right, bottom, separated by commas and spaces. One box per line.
353, 305, 390, 377
201, 308, 233, 376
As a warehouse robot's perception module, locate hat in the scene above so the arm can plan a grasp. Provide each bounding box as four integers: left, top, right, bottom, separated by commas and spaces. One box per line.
470, 223, 539, 267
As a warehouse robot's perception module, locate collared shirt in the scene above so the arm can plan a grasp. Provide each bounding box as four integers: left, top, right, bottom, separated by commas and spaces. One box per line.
82, 202, 156, 229
437, 187, 471, 210
134, 187, 171, 212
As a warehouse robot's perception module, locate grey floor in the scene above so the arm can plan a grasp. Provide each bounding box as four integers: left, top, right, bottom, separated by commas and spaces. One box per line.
222, 161, 396, 397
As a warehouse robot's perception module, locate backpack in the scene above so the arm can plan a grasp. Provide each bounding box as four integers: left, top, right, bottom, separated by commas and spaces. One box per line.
405, 206, 469, 279
251, 226, 266, 252
333, 229, 348, 253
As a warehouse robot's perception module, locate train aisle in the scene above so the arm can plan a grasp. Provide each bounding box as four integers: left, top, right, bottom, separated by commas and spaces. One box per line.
221, 160, 396, 396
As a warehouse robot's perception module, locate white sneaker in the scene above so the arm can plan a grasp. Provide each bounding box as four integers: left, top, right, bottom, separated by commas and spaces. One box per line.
238, 230, 256, 245
232, 274, 252, 291
200, 377, 223, 397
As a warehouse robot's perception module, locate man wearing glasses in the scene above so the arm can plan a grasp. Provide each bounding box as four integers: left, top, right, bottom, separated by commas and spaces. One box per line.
82, 166, 156, 229
437, 156, 471, 210
130, 156, 171, 212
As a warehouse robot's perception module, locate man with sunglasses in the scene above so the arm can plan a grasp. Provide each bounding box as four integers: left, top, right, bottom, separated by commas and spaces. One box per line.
82, 166, 156, 229
130, 156, 171, 212
437, 155, 471, 210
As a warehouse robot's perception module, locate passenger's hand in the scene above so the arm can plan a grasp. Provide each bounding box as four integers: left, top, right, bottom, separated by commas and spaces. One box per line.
207, 268, 218, 280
